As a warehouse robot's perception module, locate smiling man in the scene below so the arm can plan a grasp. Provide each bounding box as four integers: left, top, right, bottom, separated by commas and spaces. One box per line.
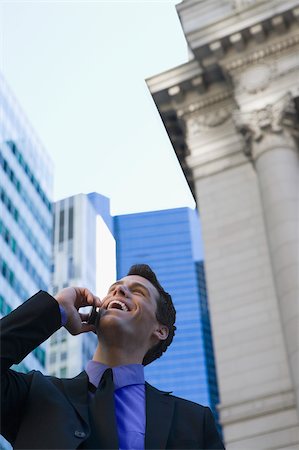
1, 264, 225, 449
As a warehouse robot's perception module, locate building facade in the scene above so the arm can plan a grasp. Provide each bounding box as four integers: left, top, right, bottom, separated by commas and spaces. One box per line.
147, 1, 299, 448
47, 192, 116, 377
0, 72, 54, 450
114, 207, 221, 425
0, 71, 53, 374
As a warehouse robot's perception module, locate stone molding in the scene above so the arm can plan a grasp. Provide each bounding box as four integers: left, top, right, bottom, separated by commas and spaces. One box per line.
233, 92, 299, 157
177, 89, 233, 118
219, 388, 297, 425
222, 32, 299, 73
231, 0, 261, 11
187, 146, 249, 179
186, 107, 232, 135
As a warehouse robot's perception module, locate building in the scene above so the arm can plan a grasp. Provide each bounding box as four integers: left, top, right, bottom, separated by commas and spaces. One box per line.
147, 1, 299, 448
114, 207, 221, 425
47, 192, 116, 377
0, 72, 54, 450
0, 71, 53, 374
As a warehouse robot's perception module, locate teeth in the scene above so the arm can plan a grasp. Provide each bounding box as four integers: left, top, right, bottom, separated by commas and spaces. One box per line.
108, 300, 128, 312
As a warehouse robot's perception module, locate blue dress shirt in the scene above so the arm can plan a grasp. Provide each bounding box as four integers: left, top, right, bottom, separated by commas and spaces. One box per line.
86, 361, 146, 450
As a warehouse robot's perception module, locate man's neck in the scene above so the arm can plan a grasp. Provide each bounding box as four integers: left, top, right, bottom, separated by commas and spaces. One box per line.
92, 343, 144, 367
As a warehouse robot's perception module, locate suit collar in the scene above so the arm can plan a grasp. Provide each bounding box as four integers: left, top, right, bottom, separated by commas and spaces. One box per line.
145, 382, 174, 450
61, 373, 175, 449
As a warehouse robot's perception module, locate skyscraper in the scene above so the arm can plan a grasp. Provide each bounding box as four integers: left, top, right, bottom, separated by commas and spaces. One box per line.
0, 72, 54, 450
114, 207, 221, 423
0, 72, 53, 374
47, 192, 116, 377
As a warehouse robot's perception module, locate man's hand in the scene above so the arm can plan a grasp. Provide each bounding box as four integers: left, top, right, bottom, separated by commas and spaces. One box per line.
55, 287, 102, 335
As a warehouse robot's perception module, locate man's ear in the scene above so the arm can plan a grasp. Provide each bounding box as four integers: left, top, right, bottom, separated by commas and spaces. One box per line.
153, 324, 169, 342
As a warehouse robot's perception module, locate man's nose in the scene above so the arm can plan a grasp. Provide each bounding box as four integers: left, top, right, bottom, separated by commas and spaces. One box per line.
113, 285, 129, 297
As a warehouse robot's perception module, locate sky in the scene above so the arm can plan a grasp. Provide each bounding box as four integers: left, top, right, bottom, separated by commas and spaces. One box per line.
0, 0, 195, 216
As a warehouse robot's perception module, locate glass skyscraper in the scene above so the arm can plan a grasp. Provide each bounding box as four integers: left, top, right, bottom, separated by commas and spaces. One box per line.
0, 72, 53, 450
114, 207, 221, 423
0, 72, 53, 374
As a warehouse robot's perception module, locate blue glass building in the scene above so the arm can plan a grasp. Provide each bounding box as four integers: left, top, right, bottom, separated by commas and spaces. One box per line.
0, 71, 54, 450
0, 72, 53, 374
114, 207, 221, 423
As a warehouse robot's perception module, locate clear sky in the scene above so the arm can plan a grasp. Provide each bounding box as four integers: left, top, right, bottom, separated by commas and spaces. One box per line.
0, 0, 195, 215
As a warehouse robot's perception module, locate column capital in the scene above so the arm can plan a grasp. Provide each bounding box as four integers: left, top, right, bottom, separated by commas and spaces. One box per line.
233, 92, 299, 159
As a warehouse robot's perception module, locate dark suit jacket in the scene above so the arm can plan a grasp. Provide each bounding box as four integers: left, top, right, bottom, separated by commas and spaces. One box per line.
0, 291, 225, 449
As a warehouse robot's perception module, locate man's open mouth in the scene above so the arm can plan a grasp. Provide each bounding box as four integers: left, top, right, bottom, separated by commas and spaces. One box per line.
107, 300, 129, 312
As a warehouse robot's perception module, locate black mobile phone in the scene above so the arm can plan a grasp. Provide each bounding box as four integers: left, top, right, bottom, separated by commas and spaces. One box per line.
87, 301, 101, 326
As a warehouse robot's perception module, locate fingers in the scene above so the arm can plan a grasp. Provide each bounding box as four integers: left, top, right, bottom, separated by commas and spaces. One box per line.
68, 321, 97, 336
80, 322, 97, 334
74, 288, 102, 309
57, 286, 101, 336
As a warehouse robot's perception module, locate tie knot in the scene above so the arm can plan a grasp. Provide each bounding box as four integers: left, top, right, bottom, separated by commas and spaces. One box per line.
98, 367, 113, 389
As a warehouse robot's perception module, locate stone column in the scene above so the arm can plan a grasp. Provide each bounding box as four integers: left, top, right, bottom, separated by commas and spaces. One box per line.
236, 93, 299, 417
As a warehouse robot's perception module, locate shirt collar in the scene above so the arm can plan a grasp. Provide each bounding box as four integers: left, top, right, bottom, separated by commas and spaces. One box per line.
86, 360, 145, 390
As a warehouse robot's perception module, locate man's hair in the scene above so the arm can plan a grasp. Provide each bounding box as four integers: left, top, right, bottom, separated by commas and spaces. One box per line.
127, 264, 176, 366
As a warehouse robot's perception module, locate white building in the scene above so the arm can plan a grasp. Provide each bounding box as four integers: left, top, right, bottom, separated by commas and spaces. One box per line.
0, 71, 53, 374
147, 1, 299, 448
47, 192, 116, 377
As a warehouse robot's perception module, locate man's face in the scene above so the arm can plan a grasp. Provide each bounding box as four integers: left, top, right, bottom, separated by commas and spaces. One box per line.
98, 275, 168, 352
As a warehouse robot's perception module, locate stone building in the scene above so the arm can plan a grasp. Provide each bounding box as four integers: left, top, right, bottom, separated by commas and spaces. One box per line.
147, 1, 299, 448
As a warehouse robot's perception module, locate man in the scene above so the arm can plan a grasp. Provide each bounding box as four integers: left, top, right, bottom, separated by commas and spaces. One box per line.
1, 264, 225, 449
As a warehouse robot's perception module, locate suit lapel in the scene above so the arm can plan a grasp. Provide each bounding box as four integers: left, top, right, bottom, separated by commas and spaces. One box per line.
61, 373, 175, 449
145, 382, 174, 450
61, 371, 90, 427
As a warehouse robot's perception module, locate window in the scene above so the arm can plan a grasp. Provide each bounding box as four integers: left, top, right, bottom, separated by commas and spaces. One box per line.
5, 140, 52, 212
52, 285, 58, 295
68, 206, 74, 240
68, 257, 74, 279
51, 334, 58, 345
59, 210, 64, 243
61, 351, 67, 361
49, 352, 56, 364
33, 347, 45, 367
61, 330, 67, 342
60, 367, 67, 377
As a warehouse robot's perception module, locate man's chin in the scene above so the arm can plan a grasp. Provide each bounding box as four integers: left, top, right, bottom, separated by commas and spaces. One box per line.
95, 310, 129, 333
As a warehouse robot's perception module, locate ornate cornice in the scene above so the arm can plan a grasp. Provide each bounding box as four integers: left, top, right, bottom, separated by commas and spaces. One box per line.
177, 89, 233, 118
223, 32, 299, 73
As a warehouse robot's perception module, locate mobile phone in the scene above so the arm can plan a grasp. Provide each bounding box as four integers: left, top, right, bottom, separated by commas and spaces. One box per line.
87, 301, 101, 325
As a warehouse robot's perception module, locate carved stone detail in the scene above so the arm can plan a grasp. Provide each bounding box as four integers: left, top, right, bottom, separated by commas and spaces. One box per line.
186, 107, 232, 136
223, 32, 299, 73
233, 92, 298, 154
177, 89, 233, 118
237, 63, 273, 94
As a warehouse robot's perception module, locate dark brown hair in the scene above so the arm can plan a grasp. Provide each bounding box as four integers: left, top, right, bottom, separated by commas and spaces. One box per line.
127, 264, 176, 365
